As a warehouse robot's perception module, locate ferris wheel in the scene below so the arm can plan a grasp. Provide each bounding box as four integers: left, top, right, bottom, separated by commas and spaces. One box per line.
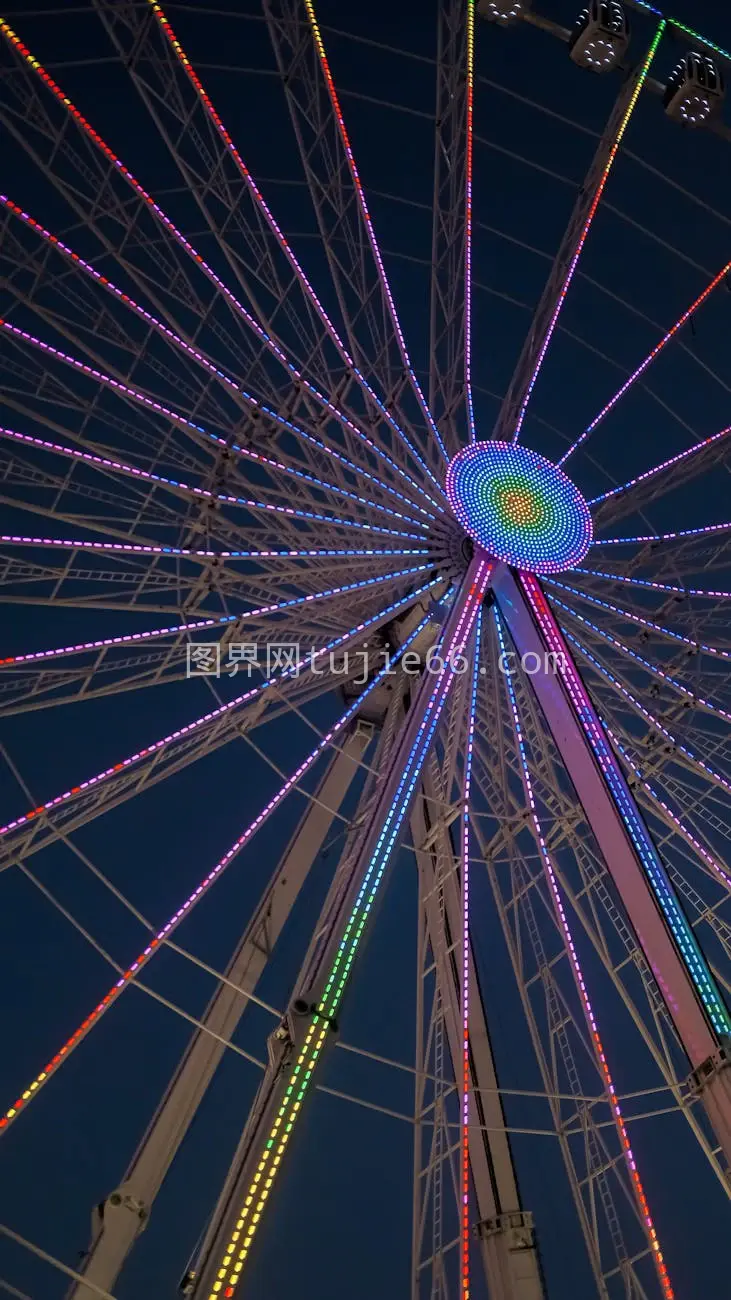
2, 0, 731, 1297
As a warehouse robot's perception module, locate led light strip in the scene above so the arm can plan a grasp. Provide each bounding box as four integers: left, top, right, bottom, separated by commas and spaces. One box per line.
513, 20, 666, 444
302, 0, 449, 467
593, 520, 731, 546
571, 568, 731, 600
0, 615, 431, 1137
465, 0, 477, 444
520, 574, 730, 1035
606, 726, 731, 896
461, 606, 482, 1299
0, 565, 430, 668
0, 320, 427, 543
562, 627, 731, 808
0, 21, 442, 515
207, 558, 492, 1296
494, 607, 675, 1300
630, 2, 731, 62
0, 581, 440, 839
0, 420, 428, 534
587, 424, 731, 506
561, 266, 731, 466
550, 593, 731, 725
0, 536, 427, 561
0, 197, 437, 524
546, 578, 731, 659
143, 2, 445, 492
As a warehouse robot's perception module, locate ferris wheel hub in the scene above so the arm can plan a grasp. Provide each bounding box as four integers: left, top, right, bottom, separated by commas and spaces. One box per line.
445, 441, 593, 575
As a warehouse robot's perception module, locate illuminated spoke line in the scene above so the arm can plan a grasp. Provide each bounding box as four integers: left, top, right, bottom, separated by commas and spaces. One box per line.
303, 0, 448, 467
0, 22, 442, 514
0, 424, 430, 538
0, 325, 428, 542
513, 21, 666, 445
0, 581, 439, 841
521, 574, 729, 1035
631, 3, 731, 63
0, 536, 429, 562
0, 198, 438, 525
546, 578, 731, 661
461, 606, 481, 1299
593, 520, 731, 548
571, 567, 731, 600
562, 263, 731, 467
0, 565, 429, 670
143, 2, 446, 494
208, 558, 492, 1295
464, 0, 477, 446
550, 592, 731, 723
494, 607, 675, 1300
605, 726, 731, 902
562, 627, 731, 806
588, 424, 731, 507
0, 614, 431, 1137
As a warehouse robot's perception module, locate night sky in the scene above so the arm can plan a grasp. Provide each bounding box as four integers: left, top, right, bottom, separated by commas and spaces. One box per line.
1, 1, 731, 1297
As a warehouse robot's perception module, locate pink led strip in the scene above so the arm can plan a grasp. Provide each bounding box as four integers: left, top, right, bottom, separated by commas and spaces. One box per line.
562, 261, 731, 467
0, 580, 439, 840
0, 422, 428, 536
0, 322, 426, 543
0, 22, 440, 510
465, 0, 477, 445
302, 0, 448, 466
142, 3, 445, 491
547, 579, 731, 660
460, 607, 482, 1300
588, 424, 731, 506
0, 536, 426, 561
563, 627, 731, 806
571, 568, 731, 601
0, 565, 429, 669
513, 21, 665, 445
594, 520, 731, 547
0, 615, 430, 1136
496, 607, 674, 1300
548, 594, 731, 725
606, 726, 731, 896
0, 196, 437, 523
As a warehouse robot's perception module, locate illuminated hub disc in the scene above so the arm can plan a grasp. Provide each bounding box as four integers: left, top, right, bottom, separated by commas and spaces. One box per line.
446, 441, 592, 575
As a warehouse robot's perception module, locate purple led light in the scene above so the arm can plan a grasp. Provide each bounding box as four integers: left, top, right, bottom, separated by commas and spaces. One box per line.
588, 424, 731, 506
594, 520, 731, 547
494, 607, 674, 1300
550, 592, 731, 724
0, 579, 440, 838
547, 578, 731, 660
0, 565, 431, 668
561, 264, 731, 468
571, 568, 731, 600
0, 535, 428, 560
0, 610, 433, 1136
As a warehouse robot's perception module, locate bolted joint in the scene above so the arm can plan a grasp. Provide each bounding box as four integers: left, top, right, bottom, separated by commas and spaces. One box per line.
476, 1209, 536, 1249
91, 1184, 148, 1240
690, 1034, 731, 1094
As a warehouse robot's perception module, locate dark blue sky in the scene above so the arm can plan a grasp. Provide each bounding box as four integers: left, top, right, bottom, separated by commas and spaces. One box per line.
1, 1, 731, 1297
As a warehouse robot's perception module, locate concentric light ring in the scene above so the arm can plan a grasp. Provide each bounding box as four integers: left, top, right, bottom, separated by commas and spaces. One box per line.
446, 440, 592, 575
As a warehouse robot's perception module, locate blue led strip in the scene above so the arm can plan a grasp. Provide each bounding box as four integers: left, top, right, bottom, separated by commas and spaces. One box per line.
545, 578, 731, 661
520, 575, 730, 1036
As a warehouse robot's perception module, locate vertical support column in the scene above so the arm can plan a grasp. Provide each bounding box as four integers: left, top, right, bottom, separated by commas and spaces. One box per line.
410, 769, 545, 1300
492, 564, 731, 1168
188, 553, 492, 1299
69, 722, 373, 1300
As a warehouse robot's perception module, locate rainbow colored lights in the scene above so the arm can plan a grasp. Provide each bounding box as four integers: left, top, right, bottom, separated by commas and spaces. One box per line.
520, 574, 731, 1037
562, 267, 731, 467
446, 441, 592, 574
0, 613, 433, 1137
495, 607, 674, 1300
204, 558, 492, 1296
